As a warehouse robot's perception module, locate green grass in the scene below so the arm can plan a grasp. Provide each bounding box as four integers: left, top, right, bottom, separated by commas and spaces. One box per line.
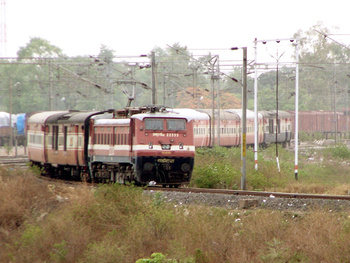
191, 143, 350, 193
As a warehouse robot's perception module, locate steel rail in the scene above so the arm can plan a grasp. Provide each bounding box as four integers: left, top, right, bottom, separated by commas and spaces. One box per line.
146, 187, 350, 201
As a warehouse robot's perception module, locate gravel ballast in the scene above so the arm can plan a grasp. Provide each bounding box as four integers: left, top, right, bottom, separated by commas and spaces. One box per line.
145, 190, 350, 212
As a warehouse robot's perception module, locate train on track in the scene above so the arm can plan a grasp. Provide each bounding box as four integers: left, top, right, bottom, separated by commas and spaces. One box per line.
2, 109, 346, 149
3, 107, 349, 186
26, 106, 195, 187
169, 109, 293, 147
175, 109, 350, 147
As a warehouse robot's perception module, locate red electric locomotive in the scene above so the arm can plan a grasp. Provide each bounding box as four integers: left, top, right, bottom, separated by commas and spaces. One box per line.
27, 106, 195, 187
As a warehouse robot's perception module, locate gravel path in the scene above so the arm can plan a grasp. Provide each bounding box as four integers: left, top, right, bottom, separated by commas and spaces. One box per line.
145, 190, 350, 212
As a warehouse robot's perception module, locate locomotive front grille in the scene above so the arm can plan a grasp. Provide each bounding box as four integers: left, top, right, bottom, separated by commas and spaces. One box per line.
136, 156, 194, 185
161, 163, 172, 171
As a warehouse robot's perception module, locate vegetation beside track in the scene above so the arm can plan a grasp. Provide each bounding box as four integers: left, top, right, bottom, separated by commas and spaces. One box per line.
1, 143, 350, 262
191, 143, 350, 195
1, 168, 350, 262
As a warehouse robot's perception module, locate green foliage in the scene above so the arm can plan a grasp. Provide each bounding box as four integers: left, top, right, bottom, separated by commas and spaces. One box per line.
192, 161, 237, 189
20, 224, 43, 246
17, 37, 63, 58
49, 241, 68, 262
136, 253, 177, 263
260, 238, 309, 263
192, 143, 350, 191
298, 131, 320, 141
3, 144, 12, 155
71, 183, 146, 227
323, 144, 350, 159
193, 146, 293, 190
248, 170, 273, 190
2, 23, 350, 113
129, 192, 176, 240
194, 249, 208, 263
153, 192, 165, 208
192, 147, 240, 189
80, 238, 127, 263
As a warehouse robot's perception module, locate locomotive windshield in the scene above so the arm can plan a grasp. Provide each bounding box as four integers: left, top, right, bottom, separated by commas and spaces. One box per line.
167, 119, 186, 131
145, 119, 163, 130
144, 118, 186, 131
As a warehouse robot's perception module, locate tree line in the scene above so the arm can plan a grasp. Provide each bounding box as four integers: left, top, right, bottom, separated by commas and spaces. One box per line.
1, 22, 349, 114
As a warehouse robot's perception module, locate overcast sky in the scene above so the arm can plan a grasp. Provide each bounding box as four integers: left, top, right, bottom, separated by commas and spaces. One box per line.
3, 0, 350, 62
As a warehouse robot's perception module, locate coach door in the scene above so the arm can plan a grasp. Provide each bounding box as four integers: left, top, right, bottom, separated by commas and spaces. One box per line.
75, 125, 79, 166
130, 118, 134, 152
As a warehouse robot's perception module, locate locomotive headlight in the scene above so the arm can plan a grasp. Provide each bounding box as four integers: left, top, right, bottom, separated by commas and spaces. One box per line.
179, 143, 183, 149
181, 163, 191, 172
148, 142, 153, 149
144, 162, 154, 171
162, 144, 171, 150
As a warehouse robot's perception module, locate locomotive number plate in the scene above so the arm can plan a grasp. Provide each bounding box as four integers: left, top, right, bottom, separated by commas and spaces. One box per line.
157, 158, 175, 163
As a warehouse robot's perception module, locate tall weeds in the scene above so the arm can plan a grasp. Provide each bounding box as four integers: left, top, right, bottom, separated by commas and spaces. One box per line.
2, 168, 350, 262
2, 144, 350, 261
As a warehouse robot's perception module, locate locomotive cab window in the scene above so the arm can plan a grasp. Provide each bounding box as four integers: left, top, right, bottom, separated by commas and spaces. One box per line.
145, 119, 163, 130
167, 119, 186, 131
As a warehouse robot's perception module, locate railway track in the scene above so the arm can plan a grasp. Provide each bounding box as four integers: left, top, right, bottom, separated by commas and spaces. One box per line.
2, 156, 350, 211
145, 186, 350, 212
147, 186, 350, 201
0, 156, 29, 168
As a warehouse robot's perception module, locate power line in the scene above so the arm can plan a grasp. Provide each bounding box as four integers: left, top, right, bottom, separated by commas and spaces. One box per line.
315, 29, 350, 51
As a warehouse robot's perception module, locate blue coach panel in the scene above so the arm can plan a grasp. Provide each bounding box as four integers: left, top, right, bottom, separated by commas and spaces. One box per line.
16, 113, 26, 135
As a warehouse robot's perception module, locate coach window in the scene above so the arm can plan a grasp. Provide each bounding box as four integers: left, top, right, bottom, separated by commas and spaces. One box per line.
52, 125, 59, 150
63, 126, 68, 151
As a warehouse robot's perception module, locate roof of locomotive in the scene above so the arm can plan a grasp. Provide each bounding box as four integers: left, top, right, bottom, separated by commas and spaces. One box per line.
131, 109, 202, 121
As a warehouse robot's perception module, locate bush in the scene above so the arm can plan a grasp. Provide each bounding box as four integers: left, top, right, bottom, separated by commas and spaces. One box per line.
323, 144, 350, 159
